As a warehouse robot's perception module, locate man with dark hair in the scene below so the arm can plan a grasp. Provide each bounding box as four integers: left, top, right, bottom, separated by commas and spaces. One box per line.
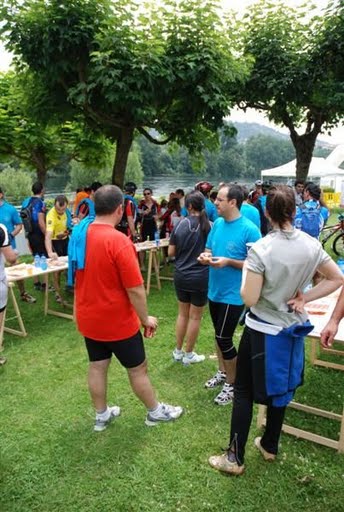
74, 184, 183, 430
295, 182, 329, 239
198, 184, 261, 405
117, 181, 138, 239
294, 179, 304, 206
22, 181, 47, 291
175, 188, 185, 209
254, 181, 272, 236
75, 181, 102, 220
45, 195, 70, 302
0, 187, 36, 303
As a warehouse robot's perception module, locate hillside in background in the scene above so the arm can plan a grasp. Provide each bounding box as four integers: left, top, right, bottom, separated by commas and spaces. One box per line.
232, 122, 334, 149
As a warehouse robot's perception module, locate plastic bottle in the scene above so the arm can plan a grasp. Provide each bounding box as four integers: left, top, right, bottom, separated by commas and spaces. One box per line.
295, 218, 302, 230
34, 254, 41, 268
337, 258, 344, 274
40, 255, 48, 271
154, 230, 160, 247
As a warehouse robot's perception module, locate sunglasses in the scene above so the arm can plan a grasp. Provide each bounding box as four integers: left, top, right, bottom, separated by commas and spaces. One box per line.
143, 192, 151, 196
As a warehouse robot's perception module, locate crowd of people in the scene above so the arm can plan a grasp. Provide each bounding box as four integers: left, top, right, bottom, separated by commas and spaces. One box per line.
1, 176, 344, 477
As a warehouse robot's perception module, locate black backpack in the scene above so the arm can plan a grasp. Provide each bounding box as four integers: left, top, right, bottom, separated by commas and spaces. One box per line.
117, 197, 131, 234
20, 198, 35, 237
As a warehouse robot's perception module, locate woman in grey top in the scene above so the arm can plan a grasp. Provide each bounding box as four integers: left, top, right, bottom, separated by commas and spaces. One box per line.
168, 191, 211, 365
209, 185, 342, 475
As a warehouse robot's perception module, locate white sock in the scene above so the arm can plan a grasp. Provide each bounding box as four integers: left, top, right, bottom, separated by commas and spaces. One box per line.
96, 406, 109, 419
175, 348, 183, 354
185, 352, 194, 358
149, 402, 163, 415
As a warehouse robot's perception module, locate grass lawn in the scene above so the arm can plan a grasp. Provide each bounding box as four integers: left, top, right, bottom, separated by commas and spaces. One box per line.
0, 255, 344, 511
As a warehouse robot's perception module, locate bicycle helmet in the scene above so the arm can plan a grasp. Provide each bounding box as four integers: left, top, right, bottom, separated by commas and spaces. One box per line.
195, 181, 214, 194
124, 182, 137, 193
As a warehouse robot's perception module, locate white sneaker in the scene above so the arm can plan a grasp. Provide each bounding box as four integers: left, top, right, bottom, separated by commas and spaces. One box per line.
182, 352, 206, 365
204, 370, 226, 388
214, 383, 234, 405
145, 403, 184, 426
94, 405, 121, 432
172, 349, 184, 362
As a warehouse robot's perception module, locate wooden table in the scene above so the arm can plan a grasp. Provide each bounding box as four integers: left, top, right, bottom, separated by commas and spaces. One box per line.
0, 258, 72, 349
257, 290, 344, 453
135, 238, 171, 295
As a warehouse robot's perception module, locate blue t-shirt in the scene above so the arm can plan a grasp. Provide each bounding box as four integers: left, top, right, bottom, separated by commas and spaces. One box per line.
240, 203, 261, 230
205, 199, 218, 222
206, 215, 261, 305
0, 201, 22, 249
181, 198, 218, 222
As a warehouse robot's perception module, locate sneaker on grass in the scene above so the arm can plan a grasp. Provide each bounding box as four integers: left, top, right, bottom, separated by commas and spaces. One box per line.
208, 451, 244, 476
204, 370, 226, 389
172, 349, 184, 362
182, 352, 205, 365
145, 403, 183, 427
20, 292, 36, 304
94, 405, 121, 432
214, 383, 234, 405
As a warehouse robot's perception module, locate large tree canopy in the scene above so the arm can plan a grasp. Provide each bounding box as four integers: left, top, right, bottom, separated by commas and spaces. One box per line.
2, 0, 246, 188
234, 0, 344, 180
0, 71, 113, 183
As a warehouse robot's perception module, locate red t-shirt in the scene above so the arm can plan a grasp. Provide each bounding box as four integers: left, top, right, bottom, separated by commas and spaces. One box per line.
75, 224, 143, 341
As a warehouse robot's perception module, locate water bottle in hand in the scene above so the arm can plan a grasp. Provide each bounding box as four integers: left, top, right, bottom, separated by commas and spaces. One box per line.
40, 255, 48, 271
34, 254, 41, 268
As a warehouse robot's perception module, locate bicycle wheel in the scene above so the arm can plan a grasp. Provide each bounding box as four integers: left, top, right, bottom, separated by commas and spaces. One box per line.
332, 233, 344, 256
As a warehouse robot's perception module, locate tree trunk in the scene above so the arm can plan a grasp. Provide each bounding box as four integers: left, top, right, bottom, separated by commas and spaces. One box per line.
111, 126, 134, 188
292, 133, 318, 182
31, 149, 48, 184
288, 113, 323, 182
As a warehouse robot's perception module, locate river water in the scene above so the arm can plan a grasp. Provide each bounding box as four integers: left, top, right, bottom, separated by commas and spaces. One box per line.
45, 174, 256, 200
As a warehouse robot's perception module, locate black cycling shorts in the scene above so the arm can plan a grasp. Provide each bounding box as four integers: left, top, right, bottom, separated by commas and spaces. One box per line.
84, 330, 146, 368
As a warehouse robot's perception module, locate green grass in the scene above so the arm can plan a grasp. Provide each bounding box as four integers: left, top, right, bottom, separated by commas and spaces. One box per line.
0, 272, 343, 512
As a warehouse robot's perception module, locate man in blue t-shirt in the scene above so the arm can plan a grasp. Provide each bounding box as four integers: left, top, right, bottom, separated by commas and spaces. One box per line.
22, 182, 47, 291
0, 188, 36, 303
240, 187, 261, 231
198, 184, 261, 405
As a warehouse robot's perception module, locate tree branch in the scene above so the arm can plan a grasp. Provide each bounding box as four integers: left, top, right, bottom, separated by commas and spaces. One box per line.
137, 126, 174, 145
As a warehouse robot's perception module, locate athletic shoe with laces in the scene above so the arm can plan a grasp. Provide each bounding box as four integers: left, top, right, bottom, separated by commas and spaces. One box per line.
204, 370, 226, 389
214, 383, 234, 405
254, 437, 276, 462
172, 349, 184, 362
145, 403, 183, 427
182, 352, 205, 365
94, 405, 121, 432
20, 292, 36, 304
208, 452, 245, 476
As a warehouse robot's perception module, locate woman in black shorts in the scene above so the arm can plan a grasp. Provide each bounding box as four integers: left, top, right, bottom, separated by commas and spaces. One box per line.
168, 191, 211, 365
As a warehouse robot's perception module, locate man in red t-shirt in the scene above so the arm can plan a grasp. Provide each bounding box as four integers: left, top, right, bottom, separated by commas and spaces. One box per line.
75, 185, 183, 431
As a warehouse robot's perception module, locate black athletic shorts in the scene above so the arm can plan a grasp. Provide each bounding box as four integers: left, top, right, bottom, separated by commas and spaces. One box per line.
175, 285, 208, 307
52, 238, 69, 257
84, 330, 146, 368
28, 232, 47, 257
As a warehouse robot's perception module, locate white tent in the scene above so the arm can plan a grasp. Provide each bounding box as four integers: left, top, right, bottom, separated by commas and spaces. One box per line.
261, 149, 344, 192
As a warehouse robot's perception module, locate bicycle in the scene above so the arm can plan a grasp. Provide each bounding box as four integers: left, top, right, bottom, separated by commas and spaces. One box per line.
320, 213, 344, 256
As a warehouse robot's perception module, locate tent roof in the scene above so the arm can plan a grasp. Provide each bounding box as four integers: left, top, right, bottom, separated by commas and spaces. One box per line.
261, 157, 344, 178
